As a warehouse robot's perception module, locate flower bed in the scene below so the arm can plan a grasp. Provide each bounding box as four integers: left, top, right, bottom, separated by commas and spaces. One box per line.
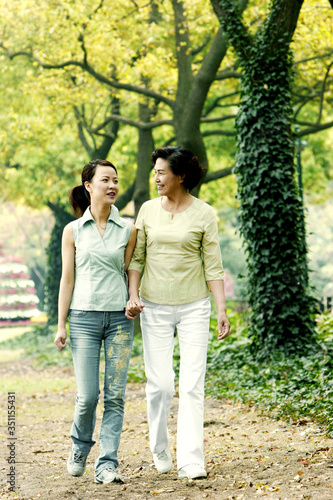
0, 256, 40, 325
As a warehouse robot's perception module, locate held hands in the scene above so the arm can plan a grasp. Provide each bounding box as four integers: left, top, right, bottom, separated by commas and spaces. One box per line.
54, 328, 67, 351
217, 311, 230, 341
125, 297, 145, 320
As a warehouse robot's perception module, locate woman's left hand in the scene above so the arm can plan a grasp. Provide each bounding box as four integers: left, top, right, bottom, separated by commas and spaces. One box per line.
217, 311, 230, 340
125, 299, 144, 320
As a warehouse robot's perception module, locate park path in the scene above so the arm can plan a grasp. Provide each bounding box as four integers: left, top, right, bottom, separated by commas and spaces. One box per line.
1, 358, 333, 500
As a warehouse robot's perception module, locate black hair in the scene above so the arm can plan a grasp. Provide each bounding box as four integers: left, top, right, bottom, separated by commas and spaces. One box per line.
151, 146, 204, 191
69, 159, 118, 218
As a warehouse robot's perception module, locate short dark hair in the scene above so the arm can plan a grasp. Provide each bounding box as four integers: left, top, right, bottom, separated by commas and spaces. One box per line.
151, 146, 204, 191
69, 159, 117, 218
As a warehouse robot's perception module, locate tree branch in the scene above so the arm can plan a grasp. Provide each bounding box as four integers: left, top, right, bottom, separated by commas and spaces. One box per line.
295, 120, 333, 136
201, 114, 236, 123
115, 182, 136, 211
0, 44, 175, 109
202, 129, 237, 137
89, 114, 173, 132
203, 91, 240, 116
210, 0, 253, 62
214, 69, 242, 80
202, 166, 234, 183
294, 50, 333, 66
73, 106, 94, 157
262, 0, 304, 54
191, 34, 212, 56
317, 60, 333, 124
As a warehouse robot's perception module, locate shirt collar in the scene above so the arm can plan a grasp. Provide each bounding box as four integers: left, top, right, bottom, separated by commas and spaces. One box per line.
78, 205, 126, 229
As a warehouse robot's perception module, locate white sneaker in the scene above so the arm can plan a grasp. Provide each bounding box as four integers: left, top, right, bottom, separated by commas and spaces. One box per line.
153, 448, 172, 473
94, 467, 124, 484
67, 450, 88, 477
178, 463, 207, 479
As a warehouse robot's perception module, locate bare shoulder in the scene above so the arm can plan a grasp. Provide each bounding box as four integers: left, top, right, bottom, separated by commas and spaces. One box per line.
62, 222, 75, 243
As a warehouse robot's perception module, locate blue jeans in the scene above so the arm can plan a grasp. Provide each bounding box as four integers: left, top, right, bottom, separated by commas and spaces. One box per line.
69, 310, 133, 474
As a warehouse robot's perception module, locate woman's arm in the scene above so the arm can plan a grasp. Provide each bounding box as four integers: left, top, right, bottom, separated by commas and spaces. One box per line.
54, 223, 75, 351
125, 209, 147, 319
124, 223, 137, 271
207, 280, 230, 340
124, 224, 144, 319
125, 269, 144, 319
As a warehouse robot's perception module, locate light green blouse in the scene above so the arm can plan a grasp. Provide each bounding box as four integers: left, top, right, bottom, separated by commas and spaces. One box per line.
128, 197, 224, 305
70, 206, 132, 311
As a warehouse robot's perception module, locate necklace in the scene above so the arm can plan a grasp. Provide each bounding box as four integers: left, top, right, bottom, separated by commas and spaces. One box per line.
96, 223, 107, 230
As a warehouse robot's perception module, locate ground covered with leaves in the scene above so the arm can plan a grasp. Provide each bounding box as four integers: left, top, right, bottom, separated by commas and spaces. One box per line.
2, 357, 333, 500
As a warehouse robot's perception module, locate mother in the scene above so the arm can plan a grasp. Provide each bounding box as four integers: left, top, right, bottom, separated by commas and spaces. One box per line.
126, 146, 230, 479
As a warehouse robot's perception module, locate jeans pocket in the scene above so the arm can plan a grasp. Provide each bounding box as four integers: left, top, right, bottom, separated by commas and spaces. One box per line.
69, 309, 88, 318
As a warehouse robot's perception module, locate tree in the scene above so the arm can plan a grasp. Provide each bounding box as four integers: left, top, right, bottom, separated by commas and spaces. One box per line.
0, 0, 241, 209
0, 0, 331, 325
1, 0, 331, 212
209, 0, 327, 357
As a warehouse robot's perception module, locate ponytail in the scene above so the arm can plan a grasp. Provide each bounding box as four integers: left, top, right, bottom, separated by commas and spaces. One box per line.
69, 185, 90, 218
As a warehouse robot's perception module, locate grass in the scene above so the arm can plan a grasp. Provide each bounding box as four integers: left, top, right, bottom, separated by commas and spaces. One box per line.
0, 376, 75, 395
1, 308, 333, 435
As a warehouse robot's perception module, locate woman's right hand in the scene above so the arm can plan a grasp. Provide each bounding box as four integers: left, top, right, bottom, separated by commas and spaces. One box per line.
54, 328, 67, 351
125, 298, 144, 320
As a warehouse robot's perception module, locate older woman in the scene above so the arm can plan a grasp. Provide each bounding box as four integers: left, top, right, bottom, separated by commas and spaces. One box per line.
126, 146, 230, 480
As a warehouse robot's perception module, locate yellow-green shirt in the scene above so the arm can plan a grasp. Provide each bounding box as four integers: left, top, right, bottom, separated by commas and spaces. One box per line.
128, 197, 224, 305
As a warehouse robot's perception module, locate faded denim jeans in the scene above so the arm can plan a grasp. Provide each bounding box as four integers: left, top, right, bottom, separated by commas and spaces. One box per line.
69, 310, 133, 474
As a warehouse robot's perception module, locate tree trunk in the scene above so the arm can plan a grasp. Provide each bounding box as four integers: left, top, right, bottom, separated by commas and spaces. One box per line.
133, 102, 154, 218
211, 0, 317, 358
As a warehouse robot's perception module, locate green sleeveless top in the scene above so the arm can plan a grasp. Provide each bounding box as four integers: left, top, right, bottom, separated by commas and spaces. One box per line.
70, 206, 132, 311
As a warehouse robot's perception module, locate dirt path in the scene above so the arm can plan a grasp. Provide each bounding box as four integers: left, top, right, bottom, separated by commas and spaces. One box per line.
1, 359, 333, 500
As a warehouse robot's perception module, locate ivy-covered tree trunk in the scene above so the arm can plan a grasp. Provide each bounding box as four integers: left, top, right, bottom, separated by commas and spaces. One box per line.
44, 204, 74, 325
211, 0, 317, 358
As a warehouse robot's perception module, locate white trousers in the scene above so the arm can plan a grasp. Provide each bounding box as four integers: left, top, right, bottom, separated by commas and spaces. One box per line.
140, 297, 211, 470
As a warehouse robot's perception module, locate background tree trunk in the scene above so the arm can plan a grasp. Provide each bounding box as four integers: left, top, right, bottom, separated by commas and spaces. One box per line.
133, 102, 154, 218
211, 0, 317, 358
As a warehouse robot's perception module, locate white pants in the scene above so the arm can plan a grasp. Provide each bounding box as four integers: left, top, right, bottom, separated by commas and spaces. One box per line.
140, 297, 211, 470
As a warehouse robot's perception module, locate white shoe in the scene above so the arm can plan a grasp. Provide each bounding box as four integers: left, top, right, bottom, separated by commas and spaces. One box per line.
67, 450, 88, 477
153, 448, 172, 473
94, 467, 124, 484
178, 463, 207, 479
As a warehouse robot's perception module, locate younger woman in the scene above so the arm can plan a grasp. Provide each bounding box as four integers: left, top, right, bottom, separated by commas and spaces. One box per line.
54, 159, 137, 484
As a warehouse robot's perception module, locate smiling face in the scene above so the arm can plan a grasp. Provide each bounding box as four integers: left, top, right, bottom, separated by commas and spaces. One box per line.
84, 165, 119, 206
154, 158, 185, 197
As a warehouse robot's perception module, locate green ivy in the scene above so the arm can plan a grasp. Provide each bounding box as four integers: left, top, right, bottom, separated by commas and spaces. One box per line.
218, 0, 317, 358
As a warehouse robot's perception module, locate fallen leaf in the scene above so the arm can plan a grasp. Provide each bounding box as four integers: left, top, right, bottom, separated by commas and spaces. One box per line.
33, 449, 54, 454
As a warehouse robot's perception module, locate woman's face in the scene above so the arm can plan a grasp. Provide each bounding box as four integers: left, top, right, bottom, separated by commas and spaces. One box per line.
85, 165, 119, 205
154, 158, 184, 196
